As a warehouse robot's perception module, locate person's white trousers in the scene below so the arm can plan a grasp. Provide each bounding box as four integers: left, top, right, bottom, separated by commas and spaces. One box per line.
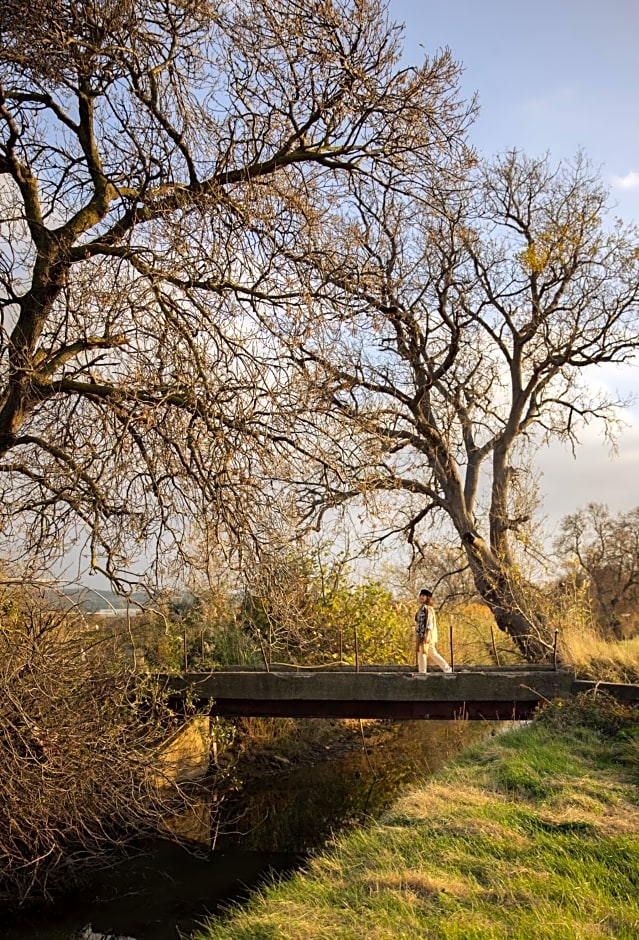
420, 646, 451, 672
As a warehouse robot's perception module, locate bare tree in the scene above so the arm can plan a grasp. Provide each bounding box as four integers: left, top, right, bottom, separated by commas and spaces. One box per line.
0, 0, 473, 581
556, 503, 639, 639
275, 151, 639, 659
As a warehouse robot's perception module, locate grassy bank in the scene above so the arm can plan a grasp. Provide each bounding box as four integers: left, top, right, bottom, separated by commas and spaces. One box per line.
194, 696, 639, 940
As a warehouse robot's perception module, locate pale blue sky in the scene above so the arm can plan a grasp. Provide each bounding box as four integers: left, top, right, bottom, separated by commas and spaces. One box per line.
390, 0, 639, 530
391, 0, 639, 220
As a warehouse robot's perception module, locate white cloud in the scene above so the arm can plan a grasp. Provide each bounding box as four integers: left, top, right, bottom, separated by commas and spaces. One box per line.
535, 415, 639, 535
611, 170, 639, 190
532, 362, 639, 531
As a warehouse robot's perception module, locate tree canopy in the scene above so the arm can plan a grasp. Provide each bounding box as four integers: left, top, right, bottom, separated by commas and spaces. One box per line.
0, 0, 472, 581
274, 150, 639, 655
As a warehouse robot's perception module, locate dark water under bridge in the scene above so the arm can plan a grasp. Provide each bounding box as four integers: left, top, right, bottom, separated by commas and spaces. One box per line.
162, 664, 639, 721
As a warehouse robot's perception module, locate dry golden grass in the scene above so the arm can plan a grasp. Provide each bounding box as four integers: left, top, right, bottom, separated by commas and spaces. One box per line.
557, 620, 639, 682
450, 599, 639, 682
441, 602, 524, 667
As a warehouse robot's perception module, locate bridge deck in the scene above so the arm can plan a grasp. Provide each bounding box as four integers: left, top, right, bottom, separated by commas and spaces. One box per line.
163, 665, 639, 720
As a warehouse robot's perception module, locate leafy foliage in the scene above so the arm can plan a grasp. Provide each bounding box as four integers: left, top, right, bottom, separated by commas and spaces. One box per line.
238, 553, 412, 665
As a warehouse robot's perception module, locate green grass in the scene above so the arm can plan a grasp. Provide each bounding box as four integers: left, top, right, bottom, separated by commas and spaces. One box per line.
193, 696, 639, 940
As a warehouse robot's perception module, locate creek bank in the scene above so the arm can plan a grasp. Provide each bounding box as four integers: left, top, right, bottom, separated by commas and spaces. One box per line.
193, 696, 639, 940
212, 716, 391, 785
0, 717, 489, 940
207, 718, 492, 856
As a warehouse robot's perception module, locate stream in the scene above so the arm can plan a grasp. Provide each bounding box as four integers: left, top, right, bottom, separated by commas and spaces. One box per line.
0, 719, 495, 940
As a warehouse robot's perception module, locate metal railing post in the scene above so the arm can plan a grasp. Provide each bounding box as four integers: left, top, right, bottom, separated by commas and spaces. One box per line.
449, 621, 454, 672
490, 623, 500, 666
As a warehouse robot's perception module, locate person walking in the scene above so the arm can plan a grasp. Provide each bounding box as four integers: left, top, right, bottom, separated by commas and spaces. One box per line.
414, 588, 452, 674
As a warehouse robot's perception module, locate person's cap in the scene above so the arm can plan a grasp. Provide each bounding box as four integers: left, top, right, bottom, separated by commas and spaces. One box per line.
419, 588, 432, 597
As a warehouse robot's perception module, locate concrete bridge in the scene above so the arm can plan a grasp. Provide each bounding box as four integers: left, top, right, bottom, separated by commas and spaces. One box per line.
162, 664, 639, 721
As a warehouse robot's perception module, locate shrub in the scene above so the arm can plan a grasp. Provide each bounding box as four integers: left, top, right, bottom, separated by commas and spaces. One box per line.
0, 583, 188, 909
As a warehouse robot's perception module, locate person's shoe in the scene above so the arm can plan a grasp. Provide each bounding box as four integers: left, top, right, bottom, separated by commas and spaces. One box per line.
444, 666, 453, 674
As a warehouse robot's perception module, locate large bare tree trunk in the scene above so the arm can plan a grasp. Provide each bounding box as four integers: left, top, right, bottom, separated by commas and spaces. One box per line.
461, 531, 554, 662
